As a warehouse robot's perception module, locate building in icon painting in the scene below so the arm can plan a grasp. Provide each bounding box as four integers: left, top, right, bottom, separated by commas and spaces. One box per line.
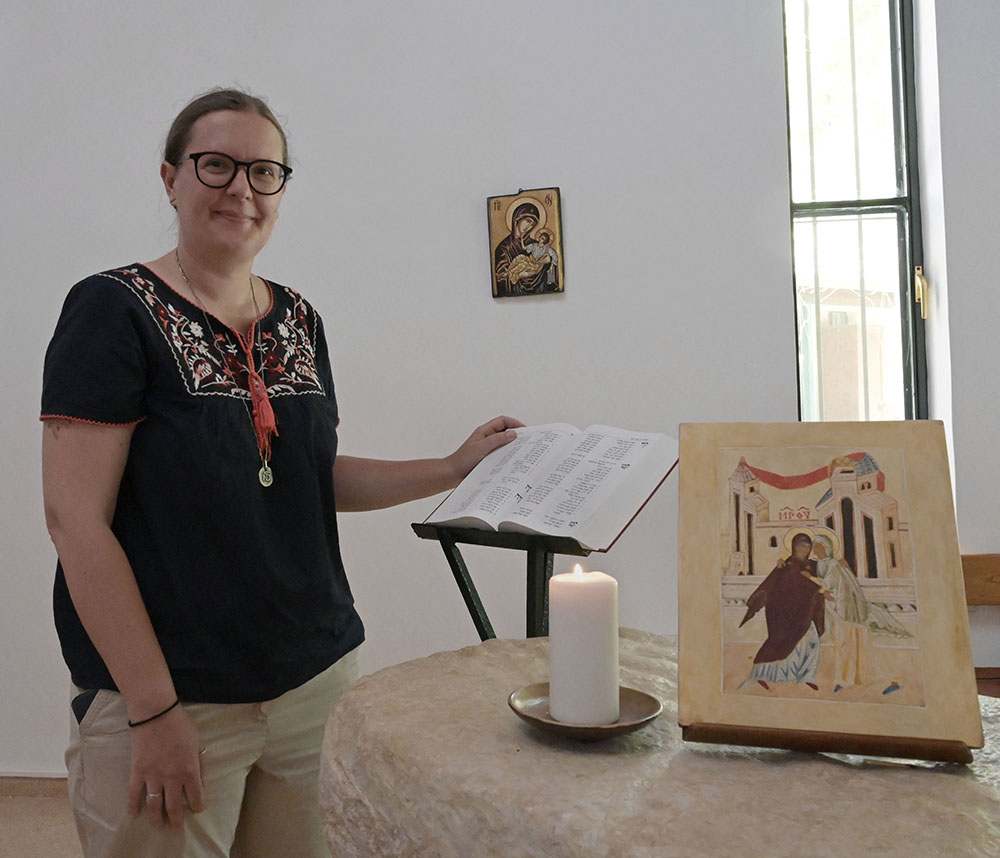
814, 454, 902, 579
726, 453, 903, 580
727, 458, 784, 576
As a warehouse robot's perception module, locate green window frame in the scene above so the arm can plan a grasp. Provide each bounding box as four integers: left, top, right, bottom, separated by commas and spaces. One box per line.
784, 0, 927, 421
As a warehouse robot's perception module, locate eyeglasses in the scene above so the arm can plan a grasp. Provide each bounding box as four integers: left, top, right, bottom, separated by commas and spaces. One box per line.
187, 151, 292, 195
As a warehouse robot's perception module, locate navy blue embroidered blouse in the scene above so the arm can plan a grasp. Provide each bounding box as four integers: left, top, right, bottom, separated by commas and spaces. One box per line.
41, 265, 364, 703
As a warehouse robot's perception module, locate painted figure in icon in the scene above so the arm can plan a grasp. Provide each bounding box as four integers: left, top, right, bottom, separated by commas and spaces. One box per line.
811, 530, 871, 687
493, 202, 559, 296
524, 230, 559, 290
739, 531, 832, 690
811, 528, 911, 691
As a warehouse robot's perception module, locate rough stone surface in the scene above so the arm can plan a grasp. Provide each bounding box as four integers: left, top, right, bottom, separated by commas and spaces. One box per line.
320, 629, 1000, 858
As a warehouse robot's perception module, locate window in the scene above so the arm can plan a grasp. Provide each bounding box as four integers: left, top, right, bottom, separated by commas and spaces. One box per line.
783, 0, 926, 420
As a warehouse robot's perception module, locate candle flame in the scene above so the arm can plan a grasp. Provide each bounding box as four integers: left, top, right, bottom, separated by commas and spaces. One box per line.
573, 563, 584, 577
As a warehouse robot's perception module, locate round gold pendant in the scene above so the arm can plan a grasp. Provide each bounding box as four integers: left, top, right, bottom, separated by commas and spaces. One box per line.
259, 465, 273, 487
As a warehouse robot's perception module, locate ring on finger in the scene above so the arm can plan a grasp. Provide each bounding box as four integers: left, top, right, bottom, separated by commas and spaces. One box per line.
146, 791, 162, 799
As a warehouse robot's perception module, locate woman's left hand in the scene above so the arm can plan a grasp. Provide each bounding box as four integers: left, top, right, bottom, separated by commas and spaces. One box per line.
445, 416, 524, 484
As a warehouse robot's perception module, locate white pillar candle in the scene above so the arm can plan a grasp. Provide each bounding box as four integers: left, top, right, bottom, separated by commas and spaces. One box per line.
548, 564, 620, 724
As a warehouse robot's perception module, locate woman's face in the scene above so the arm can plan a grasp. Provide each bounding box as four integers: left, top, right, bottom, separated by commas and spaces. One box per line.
515, 216, 536, 238
162, 110, 286, 263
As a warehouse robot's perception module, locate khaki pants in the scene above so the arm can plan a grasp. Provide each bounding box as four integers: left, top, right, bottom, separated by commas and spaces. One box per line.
66, 649, 359, 858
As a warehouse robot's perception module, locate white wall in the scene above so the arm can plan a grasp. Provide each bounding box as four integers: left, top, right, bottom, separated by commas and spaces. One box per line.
1, 0, 796, 776
917, 0, 1000, 664
15, 0, 995, 777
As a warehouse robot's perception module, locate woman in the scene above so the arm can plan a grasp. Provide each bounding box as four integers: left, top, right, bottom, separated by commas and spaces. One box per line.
811, 532, 872, 687
812, 530, 911, 690
493, 202, 546, 296
41, 88, 521, 858
738, 532, 831, 691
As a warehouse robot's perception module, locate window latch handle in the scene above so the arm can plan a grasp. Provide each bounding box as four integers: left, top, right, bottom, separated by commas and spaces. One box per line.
914, 266, 929, 320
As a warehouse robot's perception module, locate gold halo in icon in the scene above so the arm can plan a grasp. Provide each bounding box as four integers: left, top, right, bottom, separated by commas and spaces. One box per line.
504, 195, 547, 233
782, 526, 816, 554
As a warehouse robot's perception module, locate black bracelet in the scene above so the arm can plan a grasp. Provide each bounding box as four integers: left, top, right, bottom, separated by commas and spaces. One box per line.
127, 698, 180, 728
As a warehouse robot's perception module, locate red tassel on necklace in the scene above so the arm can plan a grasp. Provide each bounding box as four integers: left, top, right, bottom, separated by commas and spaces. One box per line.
241, 322, 278, 462
247, 367, 278, 461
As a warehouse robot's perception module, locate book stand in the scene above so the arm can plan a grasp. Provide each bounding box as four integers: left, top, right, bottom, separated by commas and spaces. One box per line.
411, 523, 591, 640
681, 723, 975, 764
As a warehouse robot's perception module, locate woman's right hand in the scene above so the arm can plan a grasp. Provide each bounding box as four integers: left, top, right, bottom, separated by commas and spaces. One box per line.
126, 703, 205, 830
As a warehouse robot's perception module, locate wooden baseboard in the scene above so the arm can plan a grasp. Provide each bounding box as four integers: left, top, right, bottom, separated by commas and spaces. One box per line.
0, 776, 69, 798
976, 667, 1000, 699
963, 554, 1000, 606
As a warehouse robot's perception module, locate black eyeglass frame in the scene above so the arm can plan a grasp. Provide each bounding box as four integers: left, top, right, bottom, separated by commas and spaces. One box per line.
186, 151, 293, 195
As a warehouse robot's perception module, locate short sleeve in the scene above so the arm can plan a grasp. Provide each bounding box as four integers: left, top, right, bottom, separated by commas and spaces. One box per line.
312, 311, 337, 403
41, 272, 148, 425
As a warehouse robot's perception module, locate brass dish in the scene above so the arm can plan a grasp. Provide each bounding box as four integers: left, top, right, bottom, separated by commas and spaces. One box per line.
508, 683, 662, 741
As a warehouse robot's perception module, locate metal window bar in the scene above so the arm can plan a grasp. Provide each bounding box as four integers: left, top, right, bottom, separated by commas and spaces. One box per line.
846, 1, 872, 419
898, 0, 928, 418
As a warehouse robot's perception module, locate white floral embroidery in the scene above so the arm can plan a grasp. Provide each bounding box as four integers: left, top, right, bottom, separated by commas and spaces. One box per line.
107, 269, 327, 400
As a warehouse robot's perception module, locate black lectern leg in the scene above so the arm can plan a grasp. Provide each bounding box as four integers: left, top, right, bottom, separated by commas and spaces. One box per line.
525, 547, 554, 637
411, 523, 590, 642
439, 533, 496, 641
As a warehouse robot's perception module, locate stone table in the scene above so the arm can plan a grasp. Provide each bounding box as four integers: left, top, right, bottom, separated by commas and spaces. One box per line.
319, 629, 1000, 858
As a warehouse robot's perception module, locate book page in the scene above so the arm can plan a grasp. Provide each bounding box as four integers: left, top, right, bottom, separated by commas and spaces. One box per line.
424, 424, 579, 529
500, 426, 673, 546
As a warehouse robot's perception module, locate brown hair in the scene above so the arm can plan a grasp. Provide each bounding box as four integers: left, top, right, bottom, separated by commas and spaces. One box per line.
163, 88, 289, 166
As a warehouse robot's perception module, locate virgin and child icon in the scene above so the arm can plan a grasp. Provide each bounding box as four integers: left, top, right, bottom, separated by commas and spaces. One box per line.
487, 188, 564, 298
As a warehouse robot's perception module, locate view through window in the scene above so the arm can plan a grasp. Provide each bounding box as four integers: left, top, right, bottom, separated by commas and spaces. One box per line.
784, 0, 926, 420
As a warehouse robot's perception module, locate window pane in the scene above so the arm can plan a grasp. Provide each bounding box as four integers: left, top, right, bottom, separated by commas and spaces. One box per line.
794, 212, 906, 420
785, 0, 899, 203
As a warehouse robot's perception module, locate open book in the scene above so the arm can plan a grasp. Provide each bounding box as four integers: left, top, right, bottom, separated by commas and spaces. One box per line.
423, 424, 679, 551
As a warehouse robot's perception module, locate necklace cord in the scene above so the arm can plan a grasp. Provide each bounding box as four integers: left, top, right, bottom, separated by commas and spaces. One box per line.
174, 248, 279, 472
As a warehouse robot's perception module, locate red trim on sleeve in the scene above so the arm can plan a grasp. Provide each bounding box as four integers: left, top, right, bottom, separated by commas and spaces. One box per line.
40, 414, 146, 427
